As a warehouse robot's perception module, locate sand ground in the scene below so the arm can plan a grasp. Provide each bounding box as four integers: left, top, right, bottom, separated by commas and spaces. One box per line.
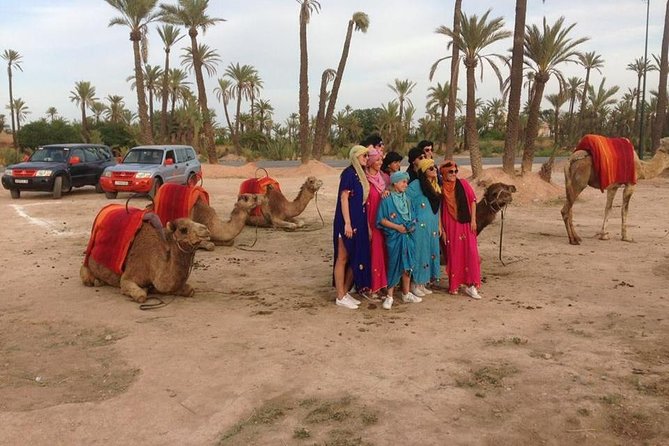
0, 161, 668, 445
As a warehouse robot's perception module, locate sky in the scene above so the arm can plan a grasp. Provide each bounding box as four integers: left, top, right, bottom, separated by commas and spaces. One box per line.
0, 0, 667, 129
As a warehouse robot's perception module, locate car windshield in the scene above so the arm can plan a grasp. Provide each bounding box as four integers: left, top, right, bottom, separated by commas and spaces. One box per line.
123, 149, 164, 164
30, 147, 68, 163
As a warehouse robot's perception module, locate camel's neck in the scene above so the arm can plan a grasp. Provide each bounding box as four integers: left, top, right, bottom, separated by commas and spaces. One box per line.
273, 187, 315, 217
228, 206, 250, 226
637, 151, 669, 180
476, 196, 501, 232
165, 237, 194, 282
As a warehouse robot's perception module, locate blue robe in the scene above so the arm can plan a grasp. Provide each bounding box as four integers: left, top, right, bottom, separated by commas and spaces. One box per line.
376, 193, 415, 288
333, 166, 371, 291
406, 180, 441, 285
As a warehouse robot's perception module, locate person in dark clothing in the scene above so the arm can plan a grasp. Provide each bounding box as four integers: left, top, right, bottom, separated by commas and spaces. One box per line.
406, 147, 426, 182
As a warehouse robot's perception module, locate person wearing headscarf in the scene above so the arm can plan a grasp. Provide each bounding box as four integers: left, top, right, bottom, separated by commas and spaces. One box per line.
406, 158, 442, 297
381, 151, 403, 186
406, 147, 426, 183
333, 145, 372, 309
376, 171, 422, 310
365, 148, 388, 296
439, 160, 482, 299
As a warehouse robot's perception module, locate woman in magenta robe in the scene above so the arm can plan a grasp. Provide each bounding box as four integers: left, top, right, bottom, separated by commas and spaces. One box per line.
365, 148, 388, 294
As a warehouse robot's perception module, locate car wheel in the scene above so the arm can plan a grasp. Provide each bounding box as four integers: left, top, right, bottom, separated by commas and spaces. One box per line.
53, 176, 64, 199
149, 177, 163, 199
187, 172, 196, 186
95, 179, 104, 193
105, 191, 118, 199
10, 189, 20, 199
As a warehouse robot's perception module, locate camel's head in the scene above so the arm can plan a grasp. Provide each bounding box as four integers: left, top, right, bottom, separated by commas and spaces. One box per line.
657, 137, 669, 155
166, 218, 210, 248
483, 183, 516, 211
235, 193, 266, 211
303, 176, 324, 193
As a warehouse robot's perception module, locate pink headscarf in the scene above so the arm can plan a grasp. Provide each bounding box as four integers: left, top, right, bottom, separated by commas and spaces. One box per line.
365, 148, 386, 194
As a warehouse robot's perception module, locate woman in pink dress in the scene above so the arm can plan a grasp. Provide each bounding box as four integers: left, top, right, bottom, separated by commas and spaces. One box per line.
439, 160, 482, 299
365, 148, 388, 295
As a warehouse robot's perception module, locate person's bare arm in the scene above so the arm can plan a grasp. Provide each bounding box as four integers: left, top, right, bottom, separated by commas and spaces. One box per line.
341, 190, 353, 238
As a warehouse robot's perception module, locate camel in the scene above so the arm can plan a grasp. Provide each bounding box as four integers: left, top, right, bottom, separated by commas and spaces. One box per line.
191, 193, 266, 249
476, 182, 517, 235
561, 137, 669, 245
246, 176, 324, 230
80, 217, 210, 303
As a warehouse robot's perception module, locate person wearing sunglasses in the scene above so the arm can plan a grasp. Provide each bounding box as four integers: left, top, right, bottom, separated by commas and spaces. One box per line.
406, 146, 426, 182
439, 161, 482, 300
417, 140, 434, 160
333, 145, 372, 309
406, 158, 442, 297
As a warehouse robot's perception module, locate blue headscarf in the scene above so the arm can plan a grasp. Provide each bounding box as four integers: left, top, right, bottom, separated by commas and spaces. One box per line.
390, 171, 409, 184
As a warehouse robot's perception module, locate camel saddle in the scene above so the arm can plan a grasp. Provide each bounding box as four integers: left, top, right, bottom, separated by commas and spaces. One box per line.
153, 183, 210, 226
84, 204, 155, 275
576, 134, 637, 191
238, 172, 280, 216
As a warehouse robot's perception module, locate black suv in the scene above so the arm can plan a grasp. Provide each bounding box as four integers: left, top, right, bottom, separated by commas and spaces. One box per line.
2, 144, 116, 199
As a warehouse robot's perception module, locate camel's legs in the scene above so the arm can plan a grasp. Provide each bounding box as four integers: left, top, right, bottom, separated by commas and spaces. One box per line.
175, 282, 195, 297
597, 186, 619, 240
120, 278, 148, 303
620, 184, 635, 242
561, 165, 587, 245
271, 217, 298, 230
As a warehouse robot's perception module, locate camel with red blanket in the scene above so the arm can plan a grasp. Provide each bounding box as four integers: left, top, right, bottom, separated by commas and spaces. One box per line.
152, 183, 265, 249
561, 135, 669, 245
80, 204, 210, 302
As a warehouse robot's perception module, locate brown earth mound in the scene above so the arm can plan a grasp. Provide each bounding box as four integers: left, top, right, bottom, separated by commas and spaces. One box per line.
203, 160, 337, 180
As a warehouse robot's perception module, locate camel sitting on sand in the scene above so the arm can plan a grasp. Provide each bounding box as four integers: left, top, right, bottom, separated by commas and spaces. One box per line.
246, 176, 324, 230
81, 216, 210, 303
561, 137, 669, 245
476, 182, 517, 235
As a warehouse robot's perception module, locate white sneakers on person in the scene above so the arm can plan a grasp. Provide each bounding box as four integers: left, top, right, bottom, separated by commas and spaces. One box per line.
346, 293, 361, 305
402, 292, 422, 303
465, 286, 482, 300
410, 285, 426, 297
382, 296, 393, 310
421, 285, 433, 295
336, 294, 359, 309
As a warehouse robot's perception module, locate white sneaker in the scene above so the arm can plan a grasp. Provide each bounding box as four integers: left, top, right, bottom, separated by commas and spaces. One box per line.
336, 296, 359, 309
420, 285, 433, 295
410, 285, 426, 297
402, 292, 422, 303
465, 286, 482, 300
382, 296, 393, 310
345, 293, 361, 305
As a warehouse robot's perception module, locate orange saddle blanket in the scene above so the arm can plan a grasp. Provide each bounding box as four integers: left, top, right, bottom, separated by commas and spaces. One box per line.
575, 134, 637, 191
238, 175, 279, 216
84, 204, 147, 275
153, 183, 210, 226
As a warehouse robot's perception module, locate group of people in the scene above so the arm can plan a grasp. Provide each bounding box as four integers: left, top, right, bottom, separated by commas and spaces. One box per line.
332, 137, 482, 310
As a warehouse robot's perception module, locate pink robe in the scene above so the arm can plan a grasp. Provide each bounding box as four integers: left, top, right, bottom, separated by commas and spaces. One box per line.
366, 186, 388, 293
441, 179, 481, 293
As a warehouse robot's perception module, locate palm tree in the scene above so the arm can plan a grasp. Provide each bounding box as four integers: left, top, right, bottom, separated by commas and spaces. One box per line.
69, 81, 98, 142
627, 57, 657, 141
247, 72, 263, 130
214, 77, 235, 146
426, 82, 451, 153
224, 62, 257, 154
576, 51, 604, 136
253, 98, 274, 136
388, 78, 416, 126
9, 98, 29, 133
521, 17, 587, 174
106, 95, 127, 124
160, 0, 225, 163
545, 90, 568, 144
433, 10, 511, 178
587, 78, 619, 133
167, 68, 191, 128
105, 0, 161, 144
445, 0, 462, 159
1, 49, 23, 150
297, 0, 321, 163
45, 106, 59, 123
652, 0, 669, 152
157, 24, 184, 141
564, 76, 584, 142
313, 11, 369, 160
90, 102, 106, 124
127, 64, 163, 134
312, 68, 336, 159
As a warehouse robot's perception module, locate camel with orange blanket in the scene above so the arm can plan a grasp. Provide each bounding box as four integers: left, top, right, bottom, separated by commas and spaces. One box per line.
561, 135, 669, 245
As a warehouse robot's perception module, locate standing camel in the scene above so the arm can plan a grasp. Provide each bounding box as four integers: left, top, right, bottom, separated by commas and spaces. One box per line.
561, 136, 669, 245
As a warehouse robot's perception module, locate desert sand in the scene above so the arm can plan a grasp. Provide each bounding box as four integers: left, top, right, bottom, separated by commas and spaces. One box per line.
0, 161, 668, 445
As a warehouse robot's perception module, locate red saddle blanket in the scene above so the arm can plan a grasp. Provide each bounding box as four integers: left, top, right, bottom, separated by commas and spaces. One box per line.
84, 204, 147, 275
238, 176, 279, 216
153, 183, 210, 226
575, 134, 637, 191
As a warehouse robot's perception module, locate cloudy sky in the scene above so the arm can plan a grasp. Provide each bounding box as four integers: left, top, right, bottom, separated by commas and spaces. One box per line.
0, 0, 666, 128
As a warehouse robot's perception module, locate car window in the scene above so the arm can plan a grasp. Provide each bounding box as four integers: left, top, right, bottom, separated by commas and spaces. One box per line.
31, 148, 67, 163
96, 147, 112, 160
186, 148, 196, 161
175, 148, 186, 163
165, 150, 176, 163
70, 148, 85, 161
84, 147, 101, 162
123, 149, 164, 164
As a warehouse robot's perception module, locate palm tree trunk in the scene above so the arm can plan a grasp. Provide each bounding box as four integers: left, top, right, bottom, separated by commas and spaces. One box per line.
7, 69, 17, 151
234, 90, 242, 154
160, 52, 170, 142
189, 32, 217, 164
298, 6, 311, 164
577, 69, 591, 136
313, 70, 331, 160
465, 62, 482, 178
318, 20, 355, 160
131, 35, 153, 145
502, 0, 526, 174
81, 104, 89, 143
651, 0, 669, 152
522, 77, 548, 174
445, 0, 462, 159
222, 99, 234, 147
439, 105, 446, 152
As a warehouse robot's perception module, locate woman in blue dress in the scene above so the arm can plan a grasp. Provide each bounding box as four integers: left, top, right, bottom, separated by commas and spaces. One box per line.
333, 145, 372, 309
406, 158, 442, 297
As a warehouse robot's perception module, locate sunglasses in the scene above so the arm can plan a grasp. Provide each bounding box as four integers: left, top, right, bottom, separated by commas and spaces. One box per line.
424, 148, 433, 152
361, 153, 369, 158
417, 155, 426, 160
447, 169, 458, 174
427, 166, 436, 171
